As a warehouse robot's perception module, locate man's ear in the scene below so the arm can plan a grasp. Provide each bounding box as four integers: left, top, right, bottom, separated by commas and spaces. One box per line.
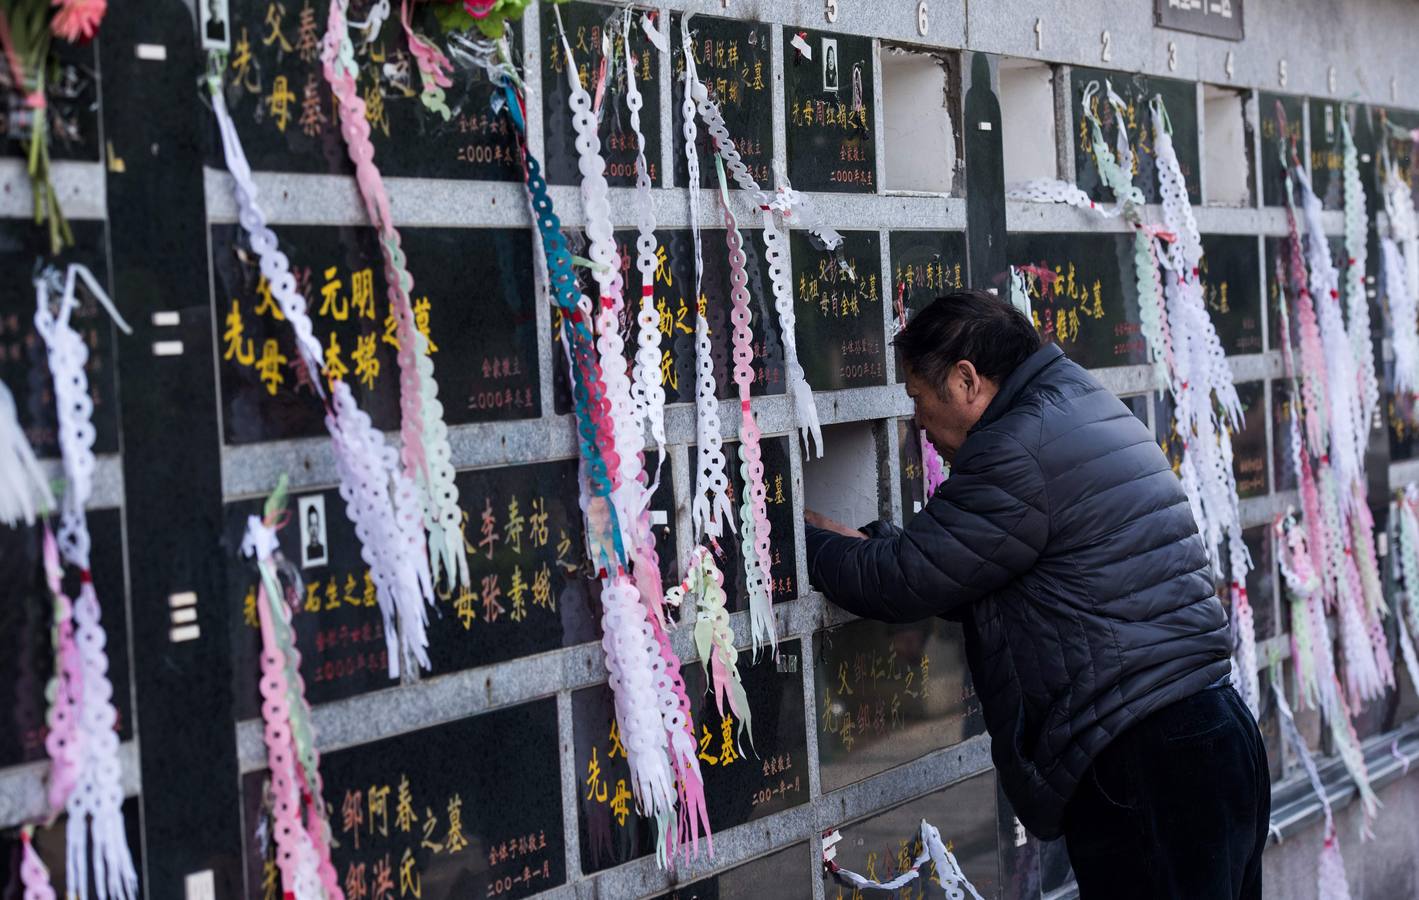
956, 360, 979, 399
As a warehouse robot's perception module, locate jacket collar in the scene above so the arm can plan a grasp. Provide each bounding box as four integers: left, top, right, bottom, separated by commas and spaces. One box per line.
970, 343, 1064, 434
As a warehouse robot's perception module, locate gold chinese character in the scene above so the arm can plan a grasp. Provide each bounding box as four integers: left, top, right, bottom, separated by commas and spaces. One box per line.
255, 339, 288, 395
351, 268, 376, 319
368, 783, 390, 837
322, 331, 348, 387
352, 333, 380, 389
508, 565, 528, 622
531, 563, 552, 611
266, 75, 297, 132
222, 300, 255, 366
320, 267, 349, 320
413, 296, 437, 353
584, 747, 608, 802
445, 794, 469, 852
253, 276, 285, 319
262, 2, 293, 51
395, 774, 416, 833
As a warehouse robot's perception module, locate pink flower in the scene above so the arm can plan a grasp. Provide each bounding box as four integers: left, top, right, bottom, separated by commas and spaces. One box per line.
50, 0, 107, 44
464, 0, 497, 18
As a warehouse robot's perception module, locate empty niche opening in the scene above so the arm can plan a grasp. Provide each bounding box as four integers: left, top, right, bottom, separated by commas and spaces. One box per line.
999, 57, 1057, 185
1203, 85, 1252, 206
804, 421, 887, 532
880, 45, 961, 194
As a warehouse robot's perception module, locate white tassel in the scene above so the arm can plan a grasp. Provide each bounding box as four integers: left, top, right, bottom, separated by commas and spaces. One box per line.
0, 380, 54, 526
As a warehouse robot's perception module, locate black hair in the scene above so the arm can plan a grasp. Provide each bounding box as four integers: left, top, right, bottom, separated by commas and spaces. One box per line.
894, 289, 1041, 388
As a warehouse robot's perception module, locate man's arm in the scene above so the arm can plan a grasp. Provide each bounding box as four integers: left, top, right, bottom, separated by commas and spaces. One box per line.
806, 429, 1049, 622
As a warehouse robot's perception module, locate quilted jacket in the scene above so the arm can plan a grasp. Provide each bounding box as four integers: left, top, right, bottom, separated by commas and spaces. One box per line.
806, 343, 1231, 839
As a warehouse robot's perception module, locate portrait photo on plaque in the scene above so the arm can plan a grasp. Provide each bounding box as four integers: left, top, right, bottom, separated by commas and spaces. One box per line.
822, 38, 839, 92
298, 493, 329, 570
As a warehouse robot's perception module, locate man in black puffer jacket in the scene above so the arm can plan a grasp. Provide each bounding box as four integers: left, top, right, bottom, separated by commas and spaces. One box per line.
806, 291, 1269, 900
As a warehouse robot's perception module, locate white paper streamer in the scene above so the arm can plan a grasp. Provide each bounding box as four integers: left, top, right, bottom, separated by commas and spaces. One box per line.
0, 380, 54, 526
1272, 682, 1354, 900
1382, 157, 1419, 395
1341, 118, 1379, 438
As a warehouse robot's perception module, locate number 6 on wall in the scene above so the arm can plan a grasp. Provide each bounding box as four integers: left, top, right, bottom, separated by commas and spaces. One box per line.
917, 0, 928, 35
825, 0, 838, 23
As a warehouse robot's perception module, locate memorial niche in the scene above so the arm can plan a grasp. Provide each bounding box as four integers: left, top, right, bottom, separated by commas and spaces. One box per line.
0, 220, 118, 457
783, 27, 876, 193
226, 458, 607, 719
789, 230, 885, 390
1156, 381, 1267, 499
814, 618, 983, 793
1258, 93, 1304, 208
0, 509, 132, 768
1007, 232, 1145, 370
242, 699, 564, 900
672, 13, 773, 189
820, 771, 1000, 900
651, 843, 812, 900
1308, 100, 1369, 211
571, 641, 809, 874
540, 0, 661, 188
897, 417, 927, 517
1070, 66, 1199, 205
214, 0, 521, 179
550, 228, 785, 415
889, 230, 968, 380
211, 224, 539, 444
688, 435, 798, 614
1199, 235, 1263, 355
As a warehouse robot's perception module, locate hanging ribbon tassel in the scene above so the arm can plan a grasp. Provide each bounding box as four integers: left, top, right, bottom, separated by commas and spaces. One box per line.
0, 380, 54, 526
32, 265, 137, 900
1272, 682, 1354, 900
243, 481, 344, 900
823, 818, 985, 900
399, 0, 453, 119
1382, 149, 1419, 394
713, 155, 778, 656
681, 13, 838, 458
1393, 487, 1419, 700
42, 526, 84, 816
209, 81, 434, 678
1341, 116, 1379, 437
322, 0, 470, 599
671, 545, 754, 751
20, 828, 57, 900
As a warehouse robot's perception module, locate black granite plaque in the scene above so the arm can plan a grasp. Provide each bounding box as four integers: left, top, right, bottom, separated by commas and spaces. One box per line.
1007, 233, 1145, 370
1154, 0, 1244, 41
550, 228, 786, 415
1070, 67, 1199, 205
890, 230, 968, 380
215, 0, 521, 178
0, 510, 133, 768
1156, 381, 1267, 499
1272, 379, 1302, 490
789, 230, 885, 389
784, 28, 876, 193
814, 618, 984, 793
1124, 394, 1150, 426
241, 699, 563, 900
652, 843, 813, 900
1200, 234, 1263, 356
821, 771, 1000, 900
672, 14, 773, 189
1259, 93, 1304, 208
572, 640, 809, 874
897, 417, 927, 518
1308, 100, 1364, 211
1243, 524, 1276, 641
0, 220, 119, 457
688, 434, 798, 615
1380, 108, 1419, 201
1255, 668, 1285, 783
540, 0, 661, 187
211, 224, 538, 444
0, 799, 141, 897
226, 486, 391, 719
0, 38, 100, 161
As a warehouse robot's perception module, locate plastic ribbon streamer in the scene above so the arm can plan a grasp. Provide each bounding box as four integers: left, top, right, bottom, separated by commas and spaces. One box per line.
714, 155, 778, 656
1341, 117, 1379, 437
19, 828, 56, 900
677, 14, 735, 541
1381, 148, 1419, 396
681, 13, 839, 459
242, 481, 343, 900
1280, 115, 1393, 709
823, 819, 984, 900
399, 0, 453, 119
31, 265, 137, 900
508, 16, 705, 864
671, 545, 753, 751
1272, 681, 1354, 900
322, 0, 470, 599
210, 82, 435, 678
1149, 96, 1256, 714
42, 527, 83, 817
1393, 486, 1419, 698
0, 379, 53, 526
622, 10, 667, 491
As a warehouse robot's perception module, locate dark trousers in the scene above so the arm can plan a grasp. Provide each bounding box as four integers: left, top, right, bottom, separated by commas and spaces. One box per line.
1061, 685, 1270, 899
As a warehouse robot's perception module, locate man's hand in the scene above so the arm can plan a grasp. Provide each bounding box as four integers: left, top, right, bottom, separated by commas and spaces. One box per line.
805, 509, 867, 540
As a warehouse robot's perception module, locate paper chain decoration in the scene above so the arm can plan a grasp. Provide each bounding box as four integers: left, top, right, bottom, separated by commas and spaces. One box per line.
210, 83, 435, 679
242, 481, 343, 900
32, 265, 137, 900
1008, 82, 1256, 714
822, 819, 984, 900
1394, 486, 1419, 704
1381, 134, 1419, 396
323, 0, 470, 602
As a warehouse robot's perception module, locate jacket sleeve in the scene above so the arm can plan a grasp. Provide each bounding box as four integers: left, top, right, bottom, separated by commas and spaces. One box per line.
806, 428, 1049, 623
